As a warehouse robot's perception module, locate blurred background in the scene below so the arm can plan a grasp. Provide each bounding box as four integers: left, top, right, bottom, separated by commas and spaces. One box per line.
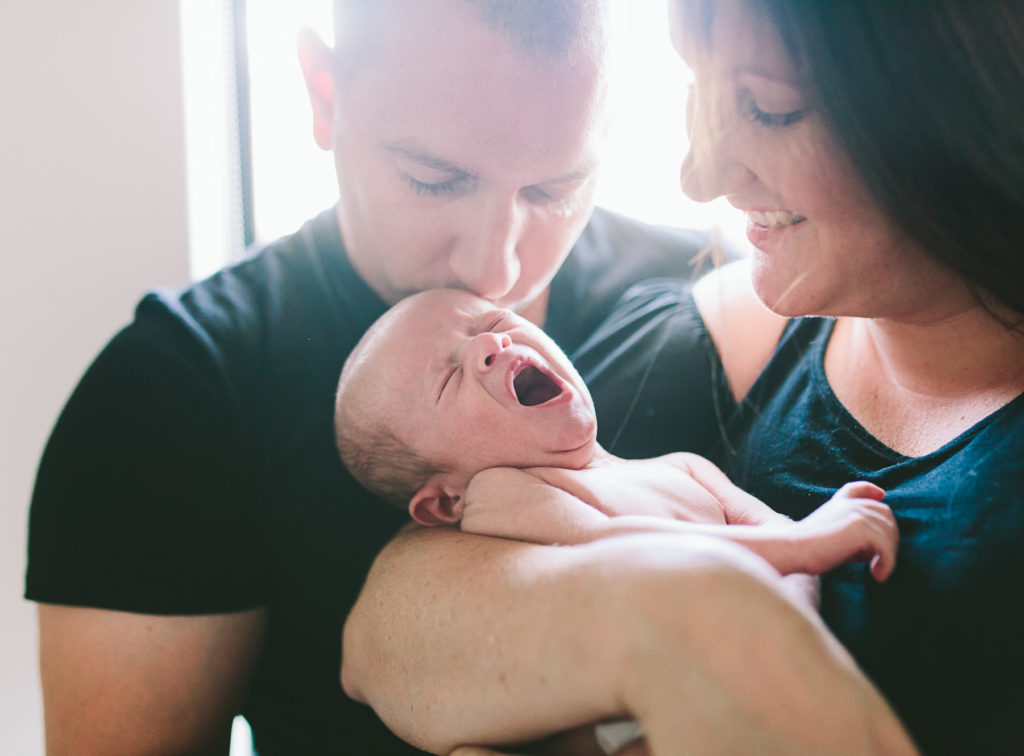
0, 1, 743, 752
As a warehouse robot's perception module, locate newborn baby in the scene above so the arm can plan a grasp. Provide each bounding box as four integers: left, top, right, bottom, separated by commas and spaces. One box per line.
335, 288, 898, 581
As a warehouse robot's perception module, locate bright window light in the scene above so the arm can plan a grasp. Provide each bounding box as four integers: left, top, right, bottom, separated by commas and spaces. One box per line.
599, 0, 743, 248
241, 0, 748, 256
179, 0, 248, 280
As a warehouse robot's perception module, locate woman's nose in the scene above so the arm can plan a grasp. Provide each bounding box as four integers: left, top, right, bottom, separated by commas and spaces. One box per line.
467, 331, 512, 373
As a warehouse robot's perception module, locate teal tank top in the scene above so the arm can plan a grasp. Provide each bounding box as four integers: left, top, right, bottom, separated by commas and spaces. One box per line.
713, 316, 1024, 755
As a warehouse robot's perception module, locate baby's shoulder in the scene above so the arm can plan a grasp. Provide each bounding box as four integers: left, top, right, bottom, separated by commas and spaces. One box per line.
467, 466, 537, 492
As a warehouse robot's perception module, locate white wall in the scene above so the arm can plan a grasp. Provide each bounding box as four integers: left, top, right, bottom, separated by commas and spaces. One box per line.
0, 2, 190, 752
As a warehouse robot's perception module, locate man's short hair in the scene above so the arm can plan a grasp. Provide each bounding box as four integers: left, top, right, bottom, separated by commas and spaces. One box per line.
333, 0, 605, 69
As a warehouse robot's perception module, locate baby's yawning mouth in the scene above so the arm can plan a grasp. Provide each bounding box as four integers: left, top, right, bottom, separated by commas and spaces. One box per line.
513, 365, 562, 406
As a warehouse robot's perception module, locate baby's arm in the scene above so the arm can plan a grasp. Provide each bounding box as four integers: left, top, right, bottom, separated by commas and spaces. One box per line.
460, 466, 780, 547
668, 452, 791, 527
679, 461, 898, 580
652, 456, 898, 580
462, 470, 897, 581
460, 468, 618, 546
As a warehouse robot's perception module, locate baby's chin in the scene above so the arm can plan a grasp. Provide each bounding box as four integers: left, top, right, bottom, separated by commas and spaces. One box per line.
555, 422, 599, 469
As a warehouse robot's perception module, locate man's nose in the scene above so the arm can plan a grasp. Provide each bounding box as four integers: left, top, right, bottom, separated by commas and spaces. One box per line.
679, 87, 754, 202
448, 198, 523, 301
467, 331, 512, 373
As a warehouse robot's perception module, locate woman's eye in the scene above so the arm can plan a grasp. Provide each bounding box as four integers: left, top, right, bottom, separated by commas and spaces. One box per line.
750, 104, 807, 127
740, 90, 807, 128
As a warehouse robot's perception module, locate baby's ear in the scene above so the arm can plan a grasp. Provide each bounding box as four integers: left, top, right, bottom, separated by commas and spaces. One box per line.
409, 476, 466, 527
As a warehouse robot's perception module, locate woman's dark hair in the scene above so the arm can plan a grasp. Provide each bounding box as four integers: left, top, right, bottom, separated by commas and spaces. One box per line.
683, 0, 1024, 321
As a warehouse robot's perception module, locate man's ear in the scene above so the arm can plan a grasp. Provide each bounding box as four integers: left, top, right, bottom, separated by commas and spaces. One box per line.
297, 26, 335, 151
409, 476, 467, 527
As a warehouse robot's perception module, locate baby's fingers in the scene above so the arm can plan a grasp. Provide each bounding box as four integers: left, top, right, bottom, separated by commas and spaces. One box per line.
870, 549, 895, 582
835, 480, 886, 502
867, 507, 899, 582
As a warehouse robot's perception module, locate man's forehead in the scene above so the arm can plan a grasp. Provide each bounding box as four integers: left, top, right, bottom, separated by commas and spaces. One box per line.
337, 0, 608, 189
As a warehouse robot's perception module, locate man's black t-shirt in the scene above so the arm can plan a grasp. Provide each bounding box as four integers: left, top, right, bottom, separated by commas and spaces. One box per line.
26, 207, 720, 754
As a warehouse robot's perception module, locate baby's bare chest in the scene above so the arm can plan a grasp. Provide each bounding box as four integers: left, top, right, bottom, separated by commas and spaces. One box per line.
541, 458, 728, 524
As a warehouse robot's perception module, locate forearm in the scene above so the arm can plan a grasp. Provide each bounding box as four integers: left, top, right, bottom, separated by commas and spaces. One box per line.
342, 526, 915, 755
342, 525, 625, 752
622, 555, 916, 755
552, 514, 804, 574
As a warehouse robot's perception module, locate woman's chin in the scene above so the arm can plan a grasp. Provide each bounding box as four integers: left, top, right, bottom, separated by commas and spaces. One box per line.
750, 265, 818, 318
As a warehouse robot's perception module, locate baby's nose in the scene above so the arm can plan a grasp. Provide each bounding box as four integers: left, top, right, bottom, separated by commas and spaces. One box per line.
469, 331, 512, 372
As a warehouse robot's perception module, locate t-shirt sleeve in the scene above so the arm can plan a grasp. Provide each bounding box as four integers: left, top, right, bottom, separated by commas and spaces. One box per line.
573, 278, 733, 460
25, 294, 270, 614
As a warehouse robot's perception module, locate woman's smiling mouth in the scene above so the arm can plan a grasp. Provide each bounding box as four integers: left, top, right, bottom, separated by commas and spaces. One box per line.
746, 209, 807, 228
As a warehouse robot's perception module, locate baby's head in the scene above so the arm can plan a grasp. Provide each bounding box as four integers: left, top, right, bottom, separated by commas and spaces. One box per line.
336, 289, 597, 525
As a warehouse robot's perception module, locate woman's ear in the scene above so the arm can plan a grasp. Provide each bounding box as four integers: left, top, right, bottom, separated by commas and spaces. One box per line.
409, 477, 467, 527
297, 26, 335, 151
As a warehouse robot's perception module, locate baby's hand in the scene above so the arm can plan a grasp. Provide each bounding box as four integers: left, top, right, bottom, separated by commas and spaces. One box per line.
793, 482, 898, 581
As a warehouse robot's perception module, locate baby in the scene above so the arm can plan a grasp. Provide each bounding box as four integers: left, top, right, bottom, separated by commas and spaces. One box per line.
336, 288, 897, 756
335, 288, 898, 582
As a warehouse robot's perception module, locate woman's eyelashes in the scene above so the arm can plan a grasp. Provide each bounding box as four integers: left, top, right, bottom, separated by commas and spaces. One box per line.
739, 89, 807, 128
686, 80, 807, 133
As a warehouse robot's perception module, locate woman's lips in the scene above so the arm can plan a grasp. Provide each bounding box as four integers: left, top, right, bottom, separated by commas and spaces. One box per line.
745, 212, 808, 252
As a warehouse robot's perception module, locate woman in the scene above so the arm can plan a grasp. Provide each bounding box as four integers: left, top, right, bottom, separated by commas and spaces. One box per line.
668, 0, 1024, 753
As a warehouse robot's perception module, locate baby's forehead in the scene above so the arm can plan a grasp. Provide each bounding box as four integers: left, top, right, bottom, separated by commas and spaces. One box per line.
384, 291, 488, 341
364, 294, 475, 377
385, 296, 472, 342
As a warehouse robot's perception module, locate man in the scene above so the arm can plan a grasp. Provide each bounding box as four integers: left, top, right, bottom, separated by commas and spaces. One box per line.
27, 1, 912, 754
26, 1, 705, 753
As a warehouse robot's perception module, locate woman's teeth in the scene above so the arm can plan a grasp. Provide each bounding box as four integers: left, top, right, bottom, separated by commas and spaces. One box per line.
747, 210, 807, 228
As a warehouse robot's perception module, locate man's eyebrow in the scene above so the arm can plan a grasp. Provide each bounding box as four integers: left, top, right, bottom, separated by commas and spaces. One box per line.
382, 140, 472, 176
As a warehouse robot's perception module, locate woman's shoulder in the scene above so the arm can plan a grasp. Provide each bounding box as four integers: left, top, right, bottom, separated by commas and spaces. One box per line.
692, 259, 789, 402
